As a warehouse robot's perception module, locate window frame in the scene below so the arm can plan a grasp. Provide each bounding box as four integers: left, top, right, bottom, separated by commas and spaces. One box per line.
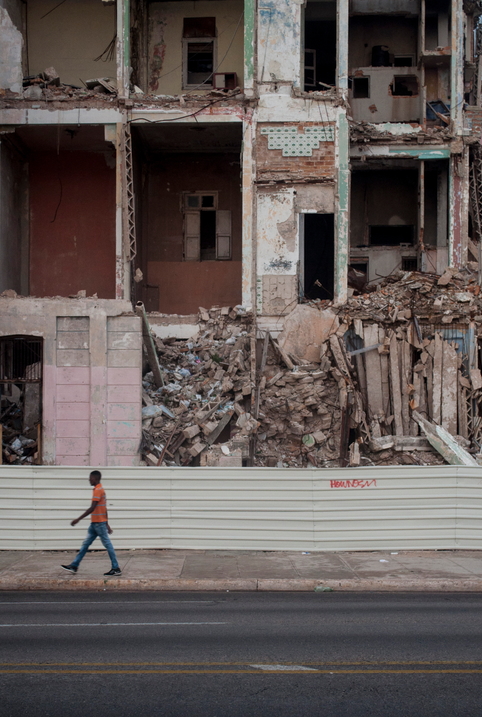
182, 37, 217, 90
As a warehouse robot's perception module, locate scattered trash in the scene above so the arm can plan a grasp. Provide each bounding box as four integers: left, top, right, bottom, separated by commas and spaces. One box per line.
379, 559, 389, 563
314, 586, 334, 592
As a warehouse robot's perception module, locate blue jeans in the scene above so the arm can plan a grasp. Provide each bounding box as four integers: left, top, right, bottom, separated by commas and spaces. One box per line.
71, 522, 119, 569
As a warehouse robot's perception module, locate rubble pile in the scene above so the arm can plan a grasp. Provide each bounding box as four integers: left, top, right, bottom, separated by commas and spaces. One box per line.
140, 306, 256, 467
140, 265, 482, 469
1, 388, 39, 465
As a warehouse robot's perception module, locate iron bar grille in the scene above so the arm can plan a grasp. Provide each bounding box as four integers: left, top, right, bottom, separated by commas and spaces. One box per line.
0, 337, 42, 383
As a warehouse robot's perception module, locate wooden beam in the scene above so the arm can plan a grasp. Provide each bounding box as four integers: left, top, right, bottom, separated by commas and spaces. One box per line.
135, 301, 164, 389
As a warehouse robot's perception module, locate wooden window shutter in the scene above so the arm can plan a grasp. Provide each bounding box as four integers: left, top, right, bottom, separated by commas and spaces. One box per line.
184, 211, 200, 261
216, 210, 231, 260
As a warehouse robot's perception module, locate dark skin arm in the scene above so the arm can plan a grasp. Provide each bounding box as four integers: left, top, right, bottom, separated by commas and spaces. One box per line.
71, 502, 113, 534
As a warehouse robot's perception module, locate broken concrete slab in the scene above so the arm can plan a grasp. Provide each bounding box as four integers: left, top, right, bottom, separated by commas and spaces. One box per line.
277, 305, 339, 364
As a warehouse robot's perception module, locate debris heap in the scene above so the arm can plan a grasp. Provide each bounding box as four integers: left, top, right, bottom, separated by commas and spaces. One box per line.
140, 263, 482, 468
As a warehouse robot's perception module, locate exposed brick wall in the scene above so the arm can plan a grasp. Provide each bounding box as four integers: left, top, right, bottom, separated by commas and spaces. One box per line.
256, 122, 336, 182
464, 107, 482, 139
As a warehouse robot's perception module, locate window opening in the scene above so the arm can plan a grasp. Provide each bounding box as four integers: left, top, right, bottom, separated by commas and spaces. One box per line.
0, 336, 43, 465
394, 56, 414, 67
369, 226, 415, 246
401, 256, 418, 271
392, 76, 419, 96
183, 193, 231, 262
183, 18, 216, 89
303, 1, 336, 91
353, 77, 369, 99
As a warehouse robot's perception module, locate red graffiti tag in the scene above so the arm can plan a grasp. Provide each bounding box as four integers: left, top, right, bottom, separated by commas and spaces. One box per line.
330, 479, 377, 489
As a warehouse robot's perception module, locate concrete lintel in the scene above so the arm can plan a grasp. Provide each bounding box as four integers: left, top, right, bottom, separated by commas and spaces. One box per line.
129, 110, 244, 123
0, 108, 123, 126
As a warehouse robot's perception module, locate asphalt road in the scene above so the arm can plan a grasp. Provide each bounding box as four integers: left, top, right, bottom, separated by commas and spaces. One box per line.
1, 591, 482, 716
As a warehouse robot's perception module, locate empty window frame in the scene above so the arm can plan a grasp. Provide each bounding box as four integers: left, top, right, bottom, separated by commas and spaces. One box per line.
183, 17, 216, 89
183, 193, 231, 261
304, 50, 316, 89
391, 75, 419, 96
369, 225, 415, 246
353, 76, 370, 98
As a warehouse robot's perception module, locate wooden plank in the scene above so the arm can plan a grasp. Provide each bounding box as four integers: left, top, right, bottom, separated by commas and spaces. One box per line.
426, 352, 433, 420
432, 333, 443, 424
441, 341, 458, 435
413, 411, 478, 466
389, 333, 404, 436
399, 340, 411, 435
379, 327, 390, 419
363, 324, 383, 419
458, 379, 468, 439
135, 301, 164, 389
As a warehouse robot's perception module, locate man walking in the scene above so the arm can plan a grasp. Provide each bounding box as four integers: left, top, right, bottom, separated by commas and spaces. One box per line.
61, 470, 121, 576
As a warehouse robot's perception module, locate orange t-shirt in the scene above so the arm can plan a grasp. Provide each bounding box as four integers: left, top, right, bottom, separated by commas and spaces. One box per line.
91, 483, 107, 523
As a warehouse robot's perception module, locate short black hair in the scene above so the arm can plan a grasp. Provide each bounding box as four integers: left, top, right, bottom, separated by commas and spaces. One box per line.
90, 470, 102, 480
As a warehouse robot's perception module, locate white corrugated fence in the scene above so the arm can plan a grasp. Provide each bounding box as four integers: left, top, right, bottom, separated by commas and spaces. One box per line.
0, 465, 481, 551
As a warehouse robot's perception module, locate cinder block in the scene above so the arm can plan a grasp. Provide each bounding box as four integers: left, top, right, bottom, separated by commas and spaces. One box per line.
107, 331, 142, 350
107, 316, 141, 332
56, 349, 90, 367
107, 403, 141, 421
107, 349, 141, 368
108, 455, 140, 466
57, 317, 89, 332
56, 420, 90, 438
107, 367, 141, 385
56, 367, 90, 385
107, 384, 140, 403
57, 384, 90, 403
56, 402, 90, 420
56, 455, 90, 466
107, 438, 140, 456
107, 420, 141, 439
57, 332, 89, 350
56, 437, 90, 456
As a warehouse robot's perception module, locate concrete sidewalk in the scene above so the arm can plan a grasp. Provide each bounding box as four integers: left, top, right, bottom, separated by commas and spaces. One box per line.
1, 548, 482, 591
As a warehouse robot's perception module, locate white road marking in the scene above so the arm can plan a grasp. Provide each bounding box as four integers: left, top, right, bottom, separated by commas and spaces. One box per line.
0, 622, 227, 627
0, 601, 215, 604
250, 664, 319, 672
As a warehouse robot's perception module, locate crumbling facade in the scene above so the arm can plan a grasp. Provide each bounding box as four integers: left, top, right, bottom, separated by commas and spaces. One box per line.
1, 0, 482, 468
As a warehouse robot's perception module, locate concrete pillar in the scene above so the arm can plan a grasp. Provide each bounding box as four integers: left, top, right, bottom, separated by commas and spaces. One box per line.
244, 0, 255, 94
117, 0, 130, 98
242, 117, 255, 310
334, 112, 350, 304
337, 0, 349, 93
451, 0, 464, 135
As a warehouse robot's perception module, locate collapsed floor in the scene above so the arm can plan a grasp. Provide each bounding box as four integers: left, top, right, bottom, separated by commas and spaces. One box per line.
140, 263, 482, 469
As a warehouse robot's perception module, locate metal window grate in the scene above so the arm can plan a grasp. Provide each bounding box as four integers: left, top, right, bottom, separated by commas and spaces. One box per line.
0, 337, 42, 383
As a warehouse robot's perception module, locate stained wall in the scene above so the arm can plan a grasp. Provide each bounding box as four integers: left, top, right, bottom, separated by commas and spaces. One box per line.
29, 151, 116, 299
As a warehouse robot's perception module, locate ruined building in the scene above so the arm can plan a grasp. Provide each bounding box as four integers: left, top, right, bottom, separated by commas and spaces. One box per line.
1, 0, 482, 468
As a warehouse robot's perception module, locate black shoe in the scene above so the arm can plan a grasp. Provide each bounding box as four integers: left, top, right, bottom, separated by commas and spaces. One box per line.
104, 567, 122, 576
61, 564, 77, 574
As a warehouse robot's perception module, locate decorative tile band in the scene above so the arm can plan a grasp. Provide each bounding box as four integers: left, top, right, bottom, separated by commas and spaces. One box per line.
260, 126, 335, 156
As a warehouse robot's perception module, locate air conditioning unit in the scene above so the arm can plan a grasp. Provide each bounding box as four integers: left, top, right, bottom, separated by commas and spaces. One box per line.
213, 73, 238, 91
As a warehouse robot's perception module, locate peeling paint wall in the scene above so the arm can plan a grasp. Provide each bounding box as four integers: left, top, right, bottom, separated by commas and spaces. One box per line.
147, 0, 244, 95
0, 5, 23, 93
257, 0, 302, 87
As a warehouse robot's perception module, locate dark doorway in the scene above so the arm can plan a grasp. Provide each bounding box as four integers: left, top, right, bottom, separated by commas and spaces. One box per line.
303, 214, 334, 301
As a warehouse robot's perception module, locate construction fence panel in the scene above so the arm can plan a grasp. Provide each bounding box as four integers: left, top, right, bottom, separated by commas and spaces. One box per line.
0, 465, 481, 551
